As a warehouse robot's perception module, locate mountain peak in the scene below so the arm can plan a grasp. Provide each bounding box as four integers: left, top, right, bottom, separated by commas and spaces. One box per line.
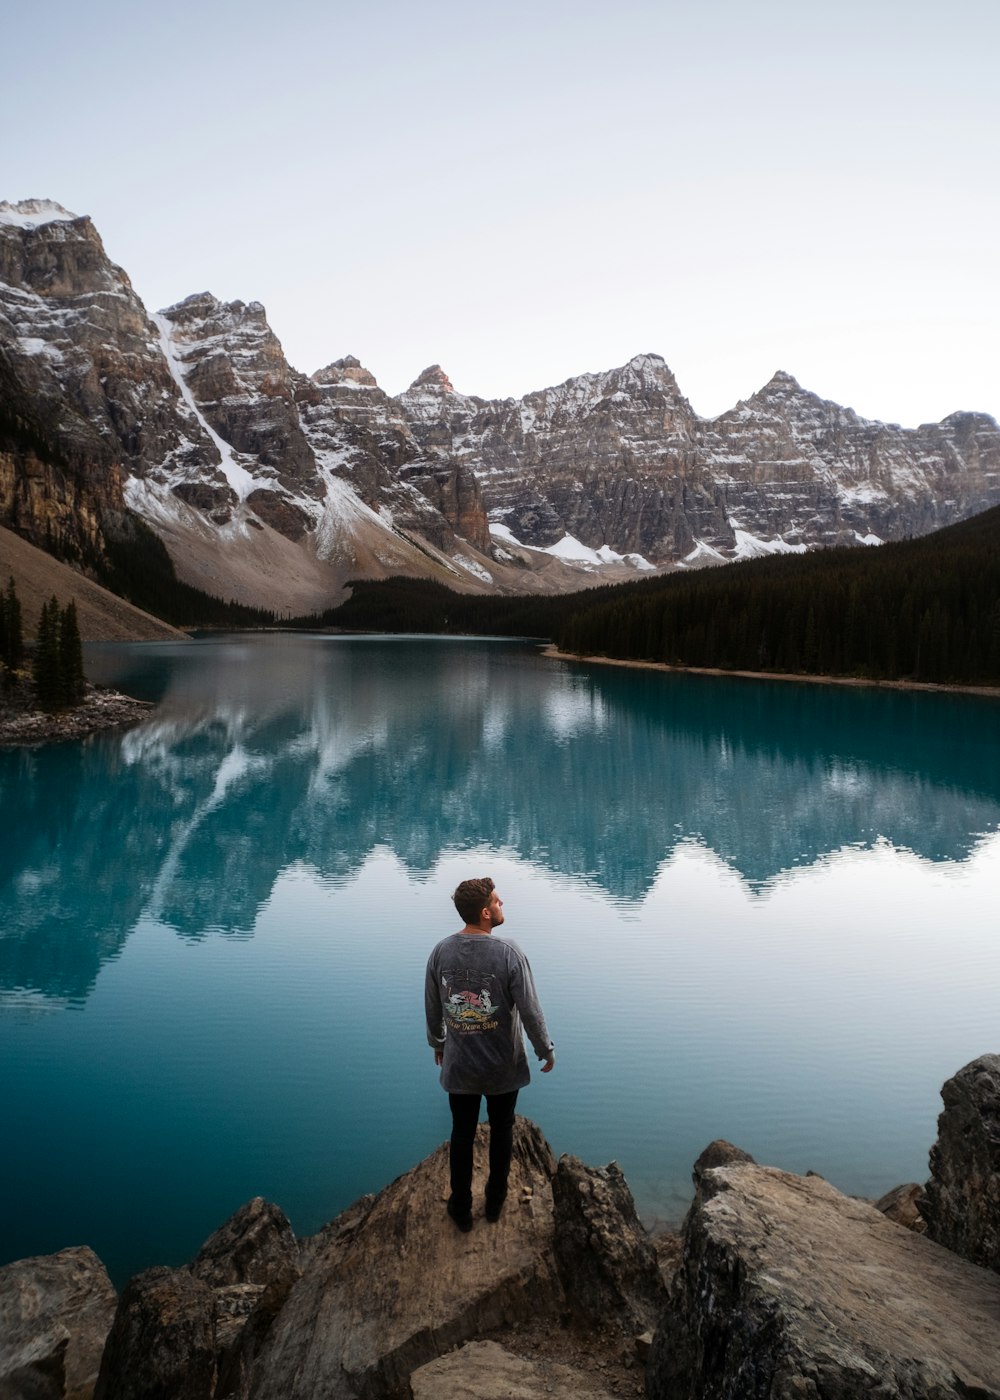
0, 198, 81, 229
312, 356, 379, 389
762, 370, 804, 393
160, 292, 270, 327
408, 364, 455, 393
161, 291, 222, 318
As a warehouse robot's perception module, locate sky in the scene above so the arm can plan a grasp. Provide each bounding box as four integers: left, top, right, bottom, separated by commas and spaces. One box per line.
3, 0, 998, 426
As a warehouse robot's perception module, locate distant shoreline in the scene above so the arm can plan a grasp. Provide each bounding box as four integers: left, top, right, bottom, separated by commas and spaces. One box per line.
542, 647, 1000, 700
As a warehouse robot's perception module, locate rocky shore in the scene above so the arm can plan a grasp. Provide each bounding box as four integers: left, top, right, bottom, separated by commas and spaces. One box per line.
544, 646, 1000, 700
0, 680, 152, 747
2, 1056, 999, 1399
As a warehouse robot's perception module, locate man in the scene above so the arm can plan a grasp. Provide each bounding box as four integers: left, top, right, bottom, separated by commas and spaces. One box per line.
425, 876, 554, 1231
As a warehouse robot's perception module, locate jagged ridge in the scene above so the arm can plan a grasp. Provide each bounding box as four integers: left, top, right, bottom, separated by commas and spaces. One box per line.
2, 199, 999, 615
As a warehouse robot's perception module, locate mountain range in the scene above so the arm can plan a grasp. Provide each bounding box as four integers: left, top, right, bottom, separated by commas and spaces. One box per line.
2, 197, 999, 615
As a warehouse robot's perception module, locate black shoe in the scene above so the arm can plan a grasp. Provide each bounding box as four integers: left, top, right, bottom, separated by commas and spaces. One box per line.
484, 1195, 506, 1223
447, 1199, 473, 1232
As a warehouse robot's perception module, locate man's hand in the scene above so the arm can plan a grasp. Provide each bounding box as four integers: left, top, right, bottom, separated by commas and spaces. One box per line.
434, 1050, 443, 1066
540, 1053, 555, 1073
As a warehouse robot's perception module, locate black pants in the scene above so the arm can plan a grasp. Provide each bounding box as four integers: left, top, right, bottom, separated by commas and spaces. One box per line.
448, 1090, 518, 1214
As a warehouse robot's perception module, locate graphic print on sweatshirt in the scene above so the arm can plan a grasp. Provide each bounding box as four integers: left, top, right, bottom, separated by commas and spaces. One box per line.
442, 967, 502, 1035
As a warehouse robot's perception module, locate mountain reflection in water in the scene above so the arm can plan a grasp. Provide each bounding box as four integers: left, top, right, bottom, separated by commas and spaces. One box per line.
1, 634, 998, 1006
3, 634, 1000, 1287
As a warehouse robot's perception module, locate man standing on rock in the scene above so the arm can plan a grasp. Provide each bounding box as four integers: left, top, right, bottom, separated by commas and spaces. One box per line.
425, 877, 554, 1231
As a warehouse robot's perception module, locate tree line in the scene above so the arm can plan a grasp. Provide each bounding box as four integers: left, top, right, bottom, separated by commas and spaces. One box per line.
294, 504, 1000, 687
555, 509, 1000, 685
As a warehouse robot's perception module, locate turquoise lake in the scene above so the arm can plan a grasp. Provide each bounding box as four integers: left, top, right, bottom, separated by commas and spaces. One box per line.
2, 633, 999, 1287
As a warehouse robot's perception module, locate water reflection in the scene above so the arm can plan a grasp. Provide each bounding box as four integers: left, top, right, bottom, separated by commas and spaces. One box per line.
1, 635, 998, 1003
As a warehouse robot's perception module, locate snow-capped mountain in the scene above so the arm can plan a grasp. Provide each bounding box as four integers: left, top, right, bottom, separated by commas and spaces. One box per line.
2, 198, 999, 614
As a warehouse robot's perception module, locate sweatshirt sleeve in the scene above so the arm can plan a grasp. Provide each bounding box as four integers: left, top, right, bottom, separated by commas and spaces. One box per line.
424, 950, 446, 1052
508, 946, 554, 1059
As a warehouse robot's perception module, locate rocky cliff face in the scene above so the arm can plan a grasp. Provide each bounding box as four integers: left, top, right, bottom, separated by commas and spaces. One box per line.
400, 355, 1000, 561
3, 198, 1000, 614
298, 355, 490, 552
0, 202, 502, 610
921, 1054, 1000, 1274
689, 371, 1000, 554
0, 200, 199, 568
400, 355, 705, 558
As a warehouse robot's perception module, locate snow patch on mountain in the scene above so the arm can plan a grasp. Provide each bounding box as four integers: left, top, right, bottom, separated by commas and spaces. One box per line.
124, 475, 204, 531
152, 312, 261, 500
0, 199, 79, 229
839, 484, 889, 506
681, 540, 728, 566
453, 554, 493, 583
730, 527, 809, 559
490, 522, 655, 572
310, 462, 425, 569
16, 335, 64, 363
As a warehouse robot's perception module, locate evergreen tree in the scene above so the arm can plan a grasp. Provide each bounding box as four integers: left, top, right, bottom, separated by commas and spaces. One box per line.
33, 596, 62, 711
58, 599, 86, 704
0, 575, 23, 672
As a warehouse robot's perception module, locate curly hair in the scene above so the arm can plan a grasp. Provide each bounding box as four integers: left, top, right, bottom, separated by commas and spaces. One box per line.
452, 877, 495, 925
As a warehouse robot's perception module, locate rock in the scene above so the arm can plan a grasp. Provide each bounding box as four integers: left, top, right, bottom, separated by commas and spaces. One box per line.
921, 1053, 1000, 1272
551, 1155, 667, 1334
876, 1182, 927, 1232
648, 1229, 683, 1286
0, 202, 220, 568
211, 1285, 266, 1352
184, 1198, 301, 1399
159, 294, 318, 496
0, 684, 152, 748
246, 1118, 563, 1400
93, 1267, 217, 1400
188, 1198, 300, 1290
409, 1338, 618, 1400
213, 1276, 297, 1400
690, 1138, 756, 1183
648, 1161, 1000, 1399
0, 1246, 116, 1400
244, 490, 312, 542
682, 1139, 757, 1228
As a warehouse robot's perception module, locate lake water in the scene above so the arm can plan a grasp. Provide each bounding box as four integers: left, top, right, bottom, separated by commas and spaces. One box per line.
2, 634, 999, 1287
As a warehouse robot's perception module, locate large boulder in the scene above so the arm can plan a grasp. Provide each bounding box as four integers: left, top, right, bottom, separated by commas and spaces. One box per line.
188, 1199, 300, 1290
551, 1155, 667, 1334
246, 1117, 562, 1400
690, 1138, 755, 1183
921, 1054, 1000, 1272
648, 1161, 1000, 1399
876, 1182, 926, 1233
0, 1246, 116, 1400
410, 1338, 618, 1400
93, 1268, 217, 1400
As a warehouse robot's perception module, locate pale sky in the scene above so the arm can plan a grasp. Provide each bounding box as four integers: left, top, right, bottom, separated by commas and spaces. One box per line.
3, 0, 998, 426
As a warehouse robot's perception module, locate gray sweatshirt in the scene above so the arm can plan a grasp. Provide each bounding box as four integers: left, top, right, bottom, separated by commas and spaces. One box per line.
425, 933, 554, 1095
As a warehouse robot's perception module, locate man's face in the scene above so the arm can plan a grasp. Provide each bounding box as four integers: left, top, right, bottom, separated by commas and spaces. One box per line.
486, 889, 505, 927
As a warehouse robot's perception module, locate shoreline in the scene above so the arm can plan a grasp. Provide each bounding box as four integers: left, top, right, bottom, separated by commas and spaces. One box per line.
0, 685, 154, 748
542, 647, 1000, 699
